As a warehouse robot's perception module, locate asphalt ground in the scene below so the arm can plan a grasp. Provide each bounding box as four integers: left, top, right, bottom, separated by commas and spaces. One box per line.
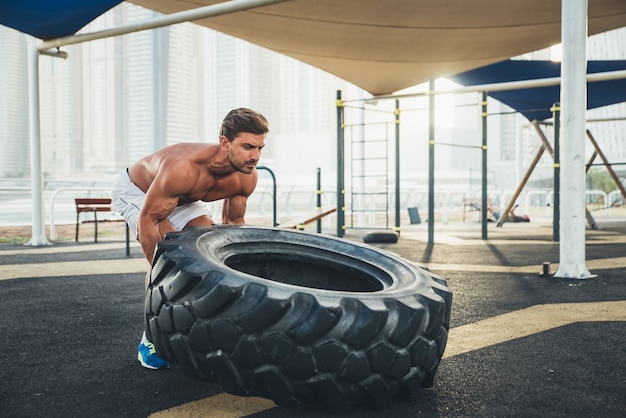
1, 218, 625, 417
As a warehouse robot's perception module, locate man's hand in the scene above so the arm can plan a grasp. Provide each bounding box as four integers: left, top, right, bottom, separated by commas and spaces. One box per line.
138, 218, 176, 263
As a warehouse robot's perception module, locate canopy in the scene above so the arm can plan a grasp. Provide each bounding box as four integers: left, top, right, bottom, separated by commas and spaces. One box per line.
1, 0, 626, 95
0, 0, 122, 40
449, 60, 626, 121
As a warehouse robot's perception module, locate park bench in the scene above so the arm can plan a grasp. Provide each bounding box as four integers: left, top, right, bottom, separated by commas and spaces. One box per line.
462, 197, 481, 221
75, 198, 115, 242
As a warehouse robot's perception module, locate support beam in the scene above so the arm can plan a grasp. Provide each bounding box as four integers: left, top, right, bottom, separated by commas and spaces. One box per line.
359, 69, 626, 103
480, 92, 488, 240
584, 150, 600, 230
555, 0, 592, 279
336, 90, 345, 237
552, 104, 561, 241
427, 80, 435, 245
586, 130, 626, 204
39, 0, 293, 51
394, 100, 401, 235
496, 144, 547, 227
26, 37, 51, 246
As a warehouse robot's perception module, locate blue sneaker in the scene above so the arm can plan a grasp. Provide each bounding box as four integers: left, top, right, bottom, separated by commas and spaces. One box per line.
137, 340, 170, 370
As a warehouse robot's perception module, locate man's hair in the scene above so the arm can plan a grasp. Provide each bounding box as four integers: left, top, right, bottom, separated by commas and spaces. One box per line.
220, 108, 269, 141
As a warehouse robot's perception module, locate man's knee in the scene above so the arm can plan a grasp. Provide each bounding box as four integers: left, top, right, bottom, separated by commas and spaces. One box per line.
185, 215, 214, 229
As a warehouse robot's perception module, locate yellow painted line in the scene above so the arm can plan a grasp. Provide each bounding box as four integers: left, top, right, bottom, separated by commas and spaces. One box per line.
422, 256, 626, 273
149, 393, 276, 418
443, 300, 626, 358
0, 258, 148, 280
150, 300, 626, 416
0, 241, 139, 256
424, 263, 542, 274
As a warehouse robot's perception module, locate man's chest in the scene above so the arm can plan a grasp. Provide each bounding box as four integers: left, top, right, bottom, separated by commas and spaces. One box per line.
181, 176, 241, 203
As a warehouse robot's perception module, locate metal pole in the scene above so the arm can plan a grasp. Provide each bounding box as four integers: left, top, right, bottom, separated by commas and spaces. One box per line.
356, 95, 366, 227
428, 80, 435, 244
257, 166, 277, 226
316, 167, 322, 233
336, 90, 345, 237
394, 99, 401, 235
554, 0, 592, 279
26, 37, 51, 246
481, 92, 488, 240
39, 0, 293, 51
552, 103, 560, 242
360, 70, 626, 103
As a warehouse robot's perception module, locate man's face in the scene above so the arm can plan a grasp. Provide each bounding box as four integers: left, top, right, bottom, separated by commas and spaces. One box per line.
225, 132, 266, 174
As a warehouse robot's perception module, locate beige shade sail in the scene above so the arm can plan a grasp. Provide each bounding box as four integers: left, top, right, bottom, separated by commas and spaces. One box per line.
129, 0, 626, 95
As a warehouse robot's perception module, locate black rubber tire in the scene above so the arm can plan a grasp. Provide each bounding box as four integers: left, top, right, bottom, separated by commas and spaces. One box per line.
145, 225, 452, 411
363, 230, 399, 244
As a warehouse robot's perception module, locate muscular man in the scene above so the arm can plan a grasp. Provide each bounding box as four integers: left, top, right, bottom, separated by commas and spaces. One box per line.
111, 108, 269, 369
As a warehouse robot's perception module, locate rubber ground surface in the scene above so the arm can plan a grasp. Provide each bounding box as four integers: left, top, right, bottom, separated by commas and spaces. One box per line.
1, 218, 625, 417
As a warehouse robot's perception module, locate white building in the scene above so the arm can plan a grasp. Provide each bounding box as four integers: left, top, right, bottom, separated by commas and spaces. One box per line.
0, 27, 29, 178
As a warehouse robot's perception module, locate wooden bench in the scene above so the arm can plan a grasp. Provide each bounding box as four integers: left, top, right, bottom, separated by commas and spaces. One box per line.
75, 198, 114, 242
462, 197, 481, 221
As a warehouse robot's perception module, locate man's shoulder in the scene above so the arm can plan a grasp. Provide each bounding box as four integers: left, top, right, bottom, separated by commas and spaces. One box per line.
166, 142, 217, 152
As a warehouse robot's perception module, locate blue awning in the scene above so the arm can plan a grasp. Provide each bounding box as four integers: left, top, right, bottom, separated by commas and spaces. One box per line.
448, 60, 626, 121
0, 0, 122, 40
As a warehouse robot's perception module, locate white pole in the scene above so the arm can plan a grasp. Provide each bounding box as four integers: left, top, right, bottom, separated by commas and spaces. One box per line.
554, 0, 592, 279
26, 36, 51, 246
354, 69, 626, 103
39, 0, 293, 51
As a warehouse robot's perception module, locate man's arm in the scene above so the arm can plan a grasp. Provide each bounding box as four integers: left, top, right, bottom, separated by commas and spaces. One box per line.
137, 166, 193, 262
222, 170, 258, 224
222, 194, 248, 224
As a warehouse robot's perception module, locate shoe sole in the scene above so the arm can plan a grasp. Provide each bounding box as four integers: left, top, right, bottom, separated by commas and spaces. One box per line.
137, 353, 169, 370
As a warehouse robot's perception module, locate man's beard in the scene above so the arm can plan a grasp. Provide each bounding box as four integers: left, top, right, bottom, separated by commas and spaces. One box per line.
229, 155, 255, 174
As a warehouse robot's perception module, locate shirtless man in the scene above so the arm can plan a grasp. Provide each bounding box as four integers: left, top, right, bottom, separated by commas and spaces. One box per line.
111, 108, 269, 369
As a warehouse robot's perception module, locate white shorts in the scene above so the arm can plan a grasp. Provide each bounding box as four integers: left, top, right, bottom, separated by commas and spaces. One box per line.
111, 169, 212, 239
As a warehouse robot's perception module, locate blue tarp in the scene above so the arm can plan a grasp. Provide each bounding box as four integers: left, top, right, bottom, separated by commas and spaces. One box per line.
449, 60, 626, 121
0, 0, 122, 40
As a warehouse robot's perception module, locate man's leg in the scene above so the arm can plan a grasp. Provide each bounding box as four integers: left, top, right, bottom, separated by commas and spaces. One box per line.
137, 210, 213, 370
137, 269, 170, 370
112, 171, 171, 370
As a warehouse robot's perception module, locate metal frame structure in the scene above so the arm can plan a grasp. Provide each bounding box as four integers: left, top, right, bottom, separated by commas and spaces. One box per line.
333, 1, 626, 279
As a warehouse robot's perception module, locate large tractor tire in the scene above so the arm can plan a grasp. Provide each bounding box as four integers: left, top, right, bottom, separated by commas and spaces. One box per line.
145, 225, 452, 410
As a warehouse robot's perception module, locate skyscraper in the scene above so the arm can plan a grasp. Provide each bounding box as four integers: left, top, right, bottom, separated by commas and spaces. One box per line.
0, 26, 29, 178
